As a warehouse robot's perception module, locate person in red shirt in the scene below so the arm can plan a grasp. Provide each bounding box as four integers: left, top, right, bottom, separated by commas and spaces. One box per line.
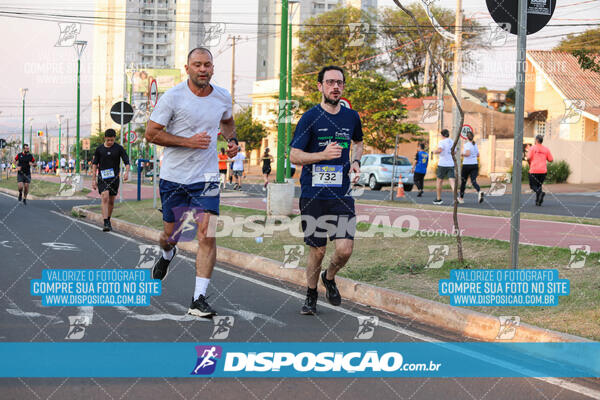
217, 147, 229, 189
527, 135, 554, 206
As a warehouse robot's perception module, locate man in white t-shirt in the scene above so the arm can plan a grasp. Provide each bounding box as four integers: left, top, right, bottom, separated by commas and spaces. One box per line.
145, 47, 238, 318
433, 129, 456, 205
229, 140, 245, 190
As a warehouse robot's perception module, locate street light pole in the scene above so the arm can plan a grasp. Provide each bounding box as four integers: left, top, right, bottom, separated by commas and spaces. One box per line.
276, 0, 289, 183
28, 117, 34, 150
20, 88, 28, 147
57, 114, 63, 173
74, 40, 87, 174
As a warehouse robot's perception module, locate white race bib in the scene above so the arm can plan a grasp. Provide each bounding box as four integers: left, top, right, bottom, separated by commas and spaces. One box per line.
100, 168, 115, 179
312, 165, 343, 187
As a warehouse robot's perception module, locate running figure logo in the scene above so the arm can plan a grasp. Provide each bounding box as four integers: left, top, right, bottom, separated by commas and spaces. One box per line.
58, 173, 81, 197
421, 99, 442, 123
486, 22, 511, 47
354, 316, 379, 339
201, 23, 226, 47
55, 22, 81, 47
347, 22, 369, 47
210, 316, 235, 340
496, 316, 520, 340
488, 172, 511, 197
191, 345, 223, 375
561, 99, 585, 124
567, 245, 590, 269
137, 245, 160, 269
426, 245, 449, 269
65, 316, 90, 340
282, 245, 304, 269
171, 207, 204, 242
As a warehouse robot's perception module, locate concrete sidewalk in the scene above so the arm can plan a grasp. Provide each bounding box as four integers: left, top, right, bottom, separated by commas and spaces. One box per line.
220, 196, 600, 252
30, 173, 600, 251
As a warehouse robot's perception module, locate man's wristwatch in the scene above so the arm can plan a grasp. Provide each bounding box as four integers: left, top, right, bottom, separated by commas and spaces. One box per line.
352, 159, 361, 167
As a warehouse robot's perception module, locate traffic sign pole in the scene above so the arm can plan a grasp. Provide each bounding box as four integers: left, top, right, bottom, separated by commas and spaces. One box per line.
510, 0, 528, 269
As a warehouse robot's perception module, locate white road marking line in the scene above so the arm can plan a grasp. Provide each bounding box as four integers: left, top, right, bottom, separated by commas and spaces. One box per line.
167, 302, 287, 328
51, 209, 600, 399
6, 308, 63, 324
113, 306, 208, 322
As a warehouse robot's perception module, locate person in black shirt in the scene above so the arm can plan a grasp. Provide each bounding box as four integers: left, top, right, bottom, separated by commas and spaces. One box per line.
15, 144, 35, 205
261, 147, 272, 191
91, 129, 130, 232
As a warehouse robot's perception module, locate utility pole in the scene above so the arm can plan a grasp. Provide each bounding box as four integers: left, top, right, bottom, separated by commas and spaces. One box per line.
45, 123, 48, 155
451, 0, 463, 177
66, 118, 69, 165
230, 35, 237, 108
98, 96, 102, 134
437, 59, 445, 134
423, 50, 431, 87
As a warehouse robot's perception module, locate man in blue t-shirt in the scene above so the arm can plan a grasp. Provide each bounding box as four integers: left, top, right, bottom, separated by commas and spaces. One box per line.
411, 142, 429, 197
290, 65, 364, 315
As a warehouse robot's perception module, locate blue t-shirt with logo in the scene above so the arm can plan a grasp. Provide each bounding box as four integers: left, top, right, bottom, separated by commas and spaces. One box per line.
290, 104, 363, 199
414, 150, 429, 174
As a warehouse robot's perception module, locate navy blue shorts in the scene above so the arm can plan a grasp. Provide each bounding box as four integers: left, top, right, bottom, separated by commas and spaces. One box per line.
159, 179, 220, 223
299, 197, 356, 248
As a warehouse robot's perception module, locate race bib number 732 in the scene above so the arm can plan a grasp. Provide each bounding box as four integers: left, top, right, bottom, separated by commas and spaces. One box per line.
312, 165, 343, 187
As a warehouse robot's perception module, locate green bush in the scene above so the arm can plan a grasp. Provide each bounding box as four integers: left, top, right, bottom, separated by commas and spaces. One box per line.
516, 160, 571, 184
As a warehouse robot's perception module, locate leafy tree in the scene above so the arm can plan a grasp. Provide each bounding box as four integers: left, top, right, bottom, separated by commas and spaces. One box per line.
505, 87, 515, 105
234, 107, 268, 152
294, 6, 378, 94
553, 28, 600, 73
345, 71, 423, 152
378, 4, 484, 94
295, 70, 423, 153
554, 28, 600, 53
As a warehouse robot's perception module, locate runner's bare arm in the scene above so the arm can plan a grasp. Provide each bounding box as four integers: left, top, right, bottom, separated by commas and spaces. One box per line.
145, 120, 210, 149
219, 117, 236, 141
290, 142, 342, 166
351, 140, 363, 164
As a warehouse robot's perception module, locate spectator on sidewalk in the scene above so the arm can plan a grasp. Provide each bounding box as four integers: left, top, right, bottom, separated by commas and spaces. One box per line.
527, 134, 553, 206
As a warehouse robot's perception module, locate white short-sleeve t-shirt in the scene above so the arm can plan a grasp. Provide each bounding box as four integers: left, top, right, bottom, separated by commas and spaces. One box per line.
462, 141, 479, 165
149, 80, 232, 185
437, 137, 455, 167
232, 152, 245, 171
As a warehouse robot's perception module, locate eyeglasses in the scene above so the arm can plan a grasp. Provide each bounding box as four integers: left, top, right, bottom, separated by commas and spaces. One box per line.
324, 79, 345, 87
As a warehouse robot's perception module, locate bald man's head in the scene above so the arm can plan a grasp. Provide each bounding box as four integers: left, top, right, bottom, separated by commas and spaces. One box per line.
187, 47, 213, 63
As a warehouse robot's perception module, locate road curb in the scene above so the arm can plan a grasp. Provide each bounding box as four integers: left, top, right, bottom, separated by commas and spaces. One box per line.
0, 187, 88, 200
73, 206, 588, 343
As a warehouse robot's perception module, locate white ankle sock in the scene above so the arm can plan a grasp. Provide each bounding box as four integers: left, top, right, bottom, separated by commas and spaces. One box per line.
162, 248, 174, 260
194, 277, 210, 299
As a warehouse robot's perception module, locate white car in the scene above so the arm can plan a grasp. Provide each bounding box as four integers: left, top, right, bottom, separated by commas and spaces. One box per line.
357, 154, 414, 191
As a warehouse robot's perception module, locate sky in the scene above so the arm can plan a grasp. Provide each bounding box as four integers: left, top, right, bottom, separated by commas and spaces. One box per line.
0, 0, 598, 138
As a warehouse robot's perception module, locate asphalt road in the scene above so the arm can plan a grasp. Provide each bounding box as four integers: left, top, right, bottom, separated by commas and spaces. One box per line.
238, 182, 600, 219
1, 193, 599, 399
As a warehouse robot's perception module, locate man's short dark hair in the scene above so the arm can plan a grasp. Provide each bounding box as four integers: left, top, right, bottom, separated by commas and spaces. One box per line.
317, 66, 345, 84
229, 137, 239, 145
418, 142, 425, 150
535, 134, 544, 144
187, 47, 213, 63
23, 144, 29, 148
441, 129, 450, 137
105, 129, 117, 138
